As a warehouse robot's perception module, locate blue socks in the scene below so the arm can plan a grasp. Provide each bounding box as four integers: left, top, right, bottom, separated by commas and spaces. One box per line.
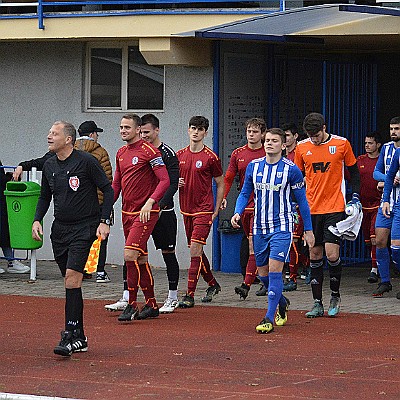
259, 273, 287, 321
391, 245, 400, 272
279, 293, 288, 309
259, 274, 269, 289
376, 247, 390, 283
265, 272, 283, 322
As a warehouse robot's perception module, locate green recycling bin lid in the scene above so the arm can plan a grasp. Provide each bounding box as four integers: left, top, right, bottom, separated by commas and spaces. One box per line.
5, 181, 41, 196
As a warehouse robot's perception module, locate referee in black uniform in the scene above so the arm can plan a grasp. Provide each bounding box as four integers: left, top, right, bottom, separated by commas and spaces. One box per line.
32, 121, 114, 357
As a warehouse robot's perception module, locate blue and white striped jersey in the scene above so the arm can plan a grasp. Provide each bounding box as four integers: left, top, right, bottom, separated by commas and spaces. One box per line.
234, 156, 312, 235
374, 142, 400, 210
383, 147, 400, 205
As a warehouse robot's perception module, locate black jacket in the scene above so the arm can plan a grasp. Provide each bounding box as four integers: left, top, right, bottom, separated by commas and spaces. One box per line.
0, 161, 12, 247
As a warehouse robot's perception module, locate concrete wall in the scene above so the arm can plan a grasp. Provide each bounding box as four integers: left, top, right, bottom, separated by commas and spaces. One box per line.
0, 41, 214, 269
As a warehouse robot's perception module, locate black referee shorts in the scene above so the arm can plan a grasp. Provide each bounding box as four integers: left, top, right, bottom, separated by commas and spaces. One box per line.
151, 209, 177, 251
311, 212, 345, 246
50, 219, 98, 276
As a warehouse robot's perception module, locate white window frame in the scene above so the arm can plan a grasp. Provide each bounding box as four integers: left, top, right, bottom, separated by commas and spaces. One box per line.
85, 42, 165, 112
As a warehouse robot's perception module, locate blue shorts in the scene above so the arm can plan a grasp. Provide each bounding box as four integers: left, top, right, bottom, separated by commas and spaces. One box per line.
375, 207, 394, 230
253, 231, 292, 267
391, 205, 400, 240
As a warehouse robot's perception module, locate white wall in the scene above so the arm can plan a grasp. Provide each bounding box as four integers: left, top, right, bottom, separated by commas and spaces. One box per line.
0, 41, 214, 269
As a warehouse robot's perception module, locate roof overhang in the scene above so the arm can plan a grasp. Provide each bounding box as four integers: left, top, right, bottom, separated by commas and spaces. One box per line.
193, 4, 400, 49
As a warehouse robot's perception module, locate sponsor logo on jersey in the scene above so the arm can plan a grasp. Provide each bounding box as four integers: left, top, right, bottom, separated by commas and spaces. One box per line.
312, 162, 331, 173
257, 172, 263, 177
196, 160, 203, 168
277, 172, 283, 178
329, 146, 336, 154
291, 182, 304, 189
255, 182, 282, 191
306, 150, 313, 156
132, 156, 138, 165
69, 176, 80, 191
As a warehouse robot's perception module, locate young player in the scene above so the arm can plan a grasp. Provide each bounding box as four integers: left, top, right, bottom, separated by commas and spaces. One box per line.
177, 116, 224, 308
231, 128, 314, 333
113, 114, 170, 322
372, 117, 400, 297
356, 132, 382, 283
381, 145, 400, 299
294, 112, 360, 317
222, 117, 266, 300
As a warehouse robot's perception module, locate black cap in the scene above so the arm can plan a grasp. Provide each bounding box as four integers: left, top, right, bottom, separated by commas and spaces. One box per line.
78, 121, 104, 135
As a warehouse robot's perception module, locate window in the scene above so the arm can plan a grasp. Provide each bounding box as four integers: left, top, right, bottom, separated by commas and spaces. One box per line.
86, 44, 164, 111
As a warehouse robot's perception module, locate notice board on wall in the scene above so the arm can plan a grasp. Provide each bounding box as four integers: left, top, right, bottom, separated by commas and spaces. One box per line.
219, 53, 267, 218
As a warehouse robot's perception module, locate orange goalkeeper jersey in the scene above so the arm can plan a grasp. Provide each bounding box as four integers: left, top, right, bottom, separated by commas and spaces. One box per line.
294, 134, 357, 214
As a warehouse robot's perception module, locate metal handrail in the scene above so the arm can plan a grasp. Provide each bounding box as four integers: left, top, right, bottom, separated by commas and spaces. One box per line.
0, 0, 287, 30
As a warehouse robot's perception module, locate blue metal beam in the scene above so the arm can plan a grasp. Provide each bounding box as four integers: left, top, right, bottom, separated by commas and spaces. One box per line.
195, 31, 324, 44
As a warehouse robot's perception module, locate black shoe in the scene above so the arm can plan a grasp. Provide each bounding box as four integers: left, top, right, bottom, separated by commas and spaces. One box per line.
137, 304, 159, 320
82, 272, 92, 280
367, 271, 379, 283
283, 279, 297, 292
372, 282, 392, 297
71, 329, 88, 353
54, 330, 73, 357
397, 292, 400, 300
255, 285, 267, 296
201, 283, 221, 303
253, 276, 261, 284
234, 283, 250, 300
118, 304, 139, 321
179, 294, 195, 308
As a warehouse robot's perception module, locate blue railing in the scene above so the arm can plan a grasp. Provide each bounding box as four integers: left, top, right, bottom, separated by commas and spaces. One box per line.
0, 0, 288, 30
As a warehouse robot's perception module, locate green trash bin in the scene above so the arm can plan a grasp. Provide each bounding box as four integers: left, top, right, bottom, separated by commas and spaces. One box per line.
4, 181, 42, 250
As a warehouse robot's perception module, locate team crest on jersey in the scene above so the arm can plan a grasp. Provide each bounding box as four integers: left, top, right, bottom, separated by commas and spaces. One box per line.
329, 146, 336, 154
196, 160, 203, 168
69, 176, 79, 192
277, 172, 283, 178
132, 156, 139, 165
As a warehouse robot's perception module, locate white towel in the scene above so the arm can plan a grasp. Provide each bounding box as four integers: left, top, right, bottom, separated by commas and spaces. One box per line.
328, 204, 363, 241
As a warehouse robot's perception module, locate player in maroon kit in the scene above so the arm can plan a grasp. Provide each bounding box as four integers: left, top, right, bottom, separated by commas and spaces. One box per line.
357, 131, 383, 283
113, 114, 170, 322
222, 118, 266, 300
282, 123, 310, 292
177, 116, 225, 308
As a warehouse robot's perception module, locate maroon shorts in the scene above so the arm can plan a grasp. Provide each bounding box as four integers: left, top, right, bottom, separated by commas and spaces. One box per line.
362, 207, 378, 244
183, 213, 213, 246
293, 213, 304, 239
241, 209, 254, 238
122, 211, 159, 255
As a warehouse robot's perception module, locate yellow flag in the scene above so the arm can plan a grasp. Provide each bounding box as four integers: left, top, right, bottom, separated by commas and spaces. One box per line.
84, 237, 102, 274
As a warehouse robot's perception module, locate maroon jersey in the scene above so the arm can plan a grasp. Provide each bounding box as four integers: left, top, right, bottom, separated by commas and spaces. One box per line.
113, 139, 169, 214
177, 145, 223, 215
224, 144, 265, 209
286, 147, 296, 162
357, 154, 381, 209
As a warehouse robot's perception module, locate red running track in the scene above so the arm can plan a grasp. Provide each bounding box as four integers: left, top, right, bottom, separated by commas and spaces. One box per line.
0, 295, 400, 399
